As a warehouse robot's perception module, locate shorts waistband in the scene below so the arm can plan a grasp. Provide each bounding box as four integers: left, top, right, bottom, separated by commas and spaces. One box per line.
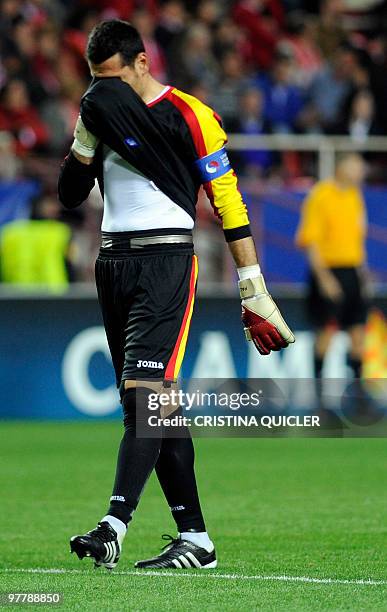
100, 229, 193, 251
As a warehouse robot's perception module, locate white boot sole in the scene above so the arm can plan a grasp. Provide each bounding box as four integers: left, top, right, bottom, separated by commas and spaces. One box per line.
201, 559, 217, 569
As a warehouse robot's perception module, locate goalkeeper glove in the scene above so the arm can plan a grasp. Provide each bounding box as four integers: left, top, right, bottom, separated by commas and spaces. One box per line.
238, 269, 295, 355
71, 115, 99, 158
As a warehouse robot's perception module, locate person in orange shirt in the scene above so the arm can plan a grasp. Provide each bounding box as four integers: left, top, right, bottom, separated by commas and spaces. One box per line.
296, 153, 369, 378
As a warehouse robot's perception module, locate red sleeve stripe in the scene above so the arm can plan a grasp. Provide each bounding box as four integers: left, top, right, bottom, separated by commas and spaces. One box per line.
213, 111, 222, 126
168, 91, 207, 158
168, 91, 216, 208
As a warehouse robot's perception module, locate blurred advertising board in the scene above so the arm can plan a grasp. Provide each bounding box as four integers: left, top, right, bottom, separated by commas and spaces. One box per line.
0, 295, 386, 420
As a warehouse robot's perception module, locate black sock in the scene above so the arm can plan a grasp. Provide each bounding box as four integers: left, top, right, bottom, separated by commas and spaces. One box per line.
314, 354, 324, 379
107, 387, 162, 526
155, 417, 206, 533
348, 356, 362, 378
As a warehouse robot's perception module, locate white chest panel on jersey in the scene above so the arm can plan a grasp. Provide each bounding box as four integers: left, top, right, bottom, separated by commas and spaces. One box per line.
101, 146, 194, 232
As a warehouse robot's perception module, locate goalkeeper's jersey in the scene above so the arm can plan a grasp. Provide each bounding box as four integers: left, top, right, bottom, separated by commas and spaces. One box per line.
58, 78, 251, 242
101, 143, 194, 232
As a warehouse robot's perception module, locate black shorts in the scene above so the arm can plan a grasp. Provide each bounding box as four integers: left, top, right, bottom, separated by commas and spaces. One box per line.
307, 267, 368, 330
95, 236, 197, 386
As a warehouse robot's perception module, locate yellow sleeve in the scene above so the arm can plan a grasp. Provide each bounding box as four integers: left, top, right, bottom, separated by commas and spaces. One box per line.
170, 89, 251, 241
295, 185, 325, 249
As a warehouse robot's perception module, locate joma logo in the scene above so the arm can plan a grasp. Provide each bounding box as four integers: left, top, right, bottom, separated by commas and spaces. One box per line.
137, 359, 164, 369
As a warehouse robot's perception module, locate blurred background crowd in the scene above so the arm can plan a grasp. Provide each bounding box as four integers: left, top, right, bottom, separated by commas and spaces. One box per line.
0, 0, 386, 286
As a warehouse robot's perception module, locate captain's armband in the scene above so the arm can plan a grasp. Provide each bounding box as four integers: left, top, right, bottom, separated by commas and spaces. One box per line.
195, 147, 231, 183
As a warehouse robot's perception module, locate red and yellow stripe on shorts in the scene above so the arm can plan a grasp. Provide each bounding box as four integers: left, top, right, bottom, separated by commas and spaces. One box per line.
165, 255, 198, 382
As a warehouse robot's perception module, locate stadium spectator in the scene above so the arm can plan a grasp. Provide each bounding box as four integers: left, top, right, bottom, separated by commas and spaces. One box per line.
21, 0, 64, 25
132, 9, 167, 83
212, 17, 243, 58
40, 79, 85, 156
62, 6, 100, 78
94, 0, 158, 21
1, 16, 45, 104
315, 0, 346, 59
172, 22, 218, 90
94, 0, 135, 20
295, 153, 370, 379
0, 130, 20, 179
0, 0, 23, 29
283, 13, 323, 88
368, 34, 387, 134
186, 78, 210, 105
0, 194, 73, 291
0, 78, 49, 155
228, 87, 273, 176
32, 24, 63, 98
211, 50, 250, 129
155, 0, 188, 69
233, 0, 285, 69
302, 45, 368, 133
255, 49, 304, 133
333, 88, 383, 142
6, 14, 37, 61
195, 0, 223, 28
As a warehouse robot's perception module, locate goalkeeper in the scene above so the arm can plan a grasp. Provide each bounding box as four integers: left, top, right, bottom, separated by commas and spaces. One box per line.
58, 19, 295, 571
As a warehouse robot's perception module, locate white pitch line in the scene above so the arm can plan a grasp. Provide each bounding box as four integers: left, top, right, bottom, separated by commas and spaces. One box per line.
0, 568, 386, 587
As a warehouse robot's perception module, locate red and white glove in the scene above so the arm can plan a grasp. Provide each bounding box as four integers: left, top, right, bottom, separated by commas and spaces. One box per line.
238, 271, 295, 355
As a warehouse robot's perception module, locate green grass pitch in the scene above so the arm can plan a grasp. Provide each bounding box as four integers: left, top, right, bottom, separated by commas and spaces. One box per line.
0, 422, 386, 610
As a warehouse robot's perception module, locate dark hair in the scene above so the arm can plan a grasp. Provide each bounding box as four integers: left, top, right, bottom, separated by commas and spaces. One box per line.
86, 19, 145, 65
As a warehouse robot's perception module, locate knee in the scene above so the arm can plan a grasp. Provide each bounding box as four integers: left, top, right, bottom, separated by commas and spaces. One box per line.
161, 436, 195, 467
349, 326, 365, 359
121, 385, 160, 432
119, 379, 137, 400
315, 327, 336, 356
121, 388, 136, 430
